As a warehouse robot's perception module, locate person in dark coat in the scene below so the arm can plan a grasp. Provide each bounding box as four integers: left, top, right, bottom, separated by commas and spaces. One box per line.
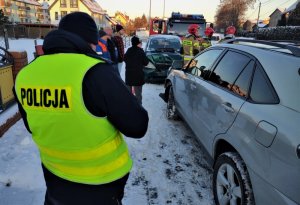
104, 26, 119, 73
104, 26, 118, 64
14, 12, 148, 205
124, 36, 149, 104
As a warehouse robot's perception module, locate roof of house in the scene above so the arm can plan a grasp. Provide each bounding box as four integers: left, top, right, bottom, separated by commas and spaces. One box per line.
48, 0, 106, 14
16, 0, 41, 6
105, 15, 118, 25
269, 8, 285, 17
81, 0, 106, 14
115, 11, 129, 21
285, 0, 300, 13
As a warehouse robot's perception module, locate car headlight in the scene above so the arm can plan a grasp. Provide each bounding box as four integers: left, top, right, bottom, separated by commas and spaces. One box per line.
145, 62, 156, 70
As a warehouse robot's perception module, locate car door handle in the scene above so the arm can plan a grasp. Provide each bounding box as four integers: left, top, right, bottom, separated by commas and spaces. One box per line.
222, 102, 235, 113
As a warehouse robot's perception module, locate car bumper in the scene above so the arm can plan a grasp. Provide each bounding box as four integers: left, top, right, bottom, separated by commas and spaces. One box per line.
144, 69, 168, 82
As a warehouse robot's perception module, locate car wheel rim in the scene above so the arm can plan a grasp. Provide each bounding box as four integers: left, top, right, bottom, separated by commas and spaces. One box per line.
216, 164, 242, 205
167, 89, 176, 118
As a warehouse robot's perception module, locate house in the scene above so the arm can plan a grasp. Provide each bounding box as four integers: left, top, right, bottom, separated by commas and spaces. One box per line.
105, 14, 117, 26
48, 0, 110, 28
113, 11, 129, 26
0, 0, 48, 23
269, 8, 284, 27
242, 20, 255, 31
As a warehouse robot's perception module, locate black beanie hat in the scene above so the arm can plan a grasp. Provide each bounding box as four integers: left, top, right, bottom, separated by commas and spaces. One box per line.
99, 30, 108, 38
131, 36, 141, 46
116, 24, 124, 32
59, 12, 98, 45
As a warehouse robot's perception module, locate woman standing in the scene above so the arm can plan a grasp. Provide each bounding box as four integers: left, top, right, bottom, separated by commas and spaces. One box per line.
124, 36, 149, 104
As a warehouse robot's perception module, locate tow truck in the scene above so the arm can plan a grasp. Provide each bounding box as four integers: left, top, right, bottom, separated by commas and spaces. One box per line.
149, 12, 207, 37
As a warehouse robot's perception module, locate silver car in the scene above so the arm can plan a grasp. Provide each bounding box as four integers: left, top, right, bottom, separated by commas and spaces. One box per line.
162, 40, 300, 205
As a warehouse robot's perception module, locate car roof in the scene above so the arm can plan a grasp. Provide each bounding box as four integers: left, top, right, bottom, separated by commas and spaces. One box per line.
212, 41, 300, 112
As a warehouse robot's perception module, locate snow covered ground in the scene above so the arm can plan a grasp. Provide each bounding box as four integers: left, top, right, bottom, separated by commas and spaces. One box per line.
0, 39, 214, 205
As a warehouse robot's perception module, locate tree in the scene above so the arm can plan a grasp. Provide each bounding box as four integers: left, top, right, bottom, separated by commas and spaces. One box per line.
124, 14, 149, 35
215, 0, 256, 32
287, 2, 300, 26
0, 9, 9, 25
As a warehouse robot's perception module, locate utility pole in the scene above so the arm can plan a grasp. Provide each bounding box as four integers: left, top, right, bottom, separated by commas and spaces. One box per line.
163, 0, 165, 19
149, 0, 152, 29
256, 1, 261, 30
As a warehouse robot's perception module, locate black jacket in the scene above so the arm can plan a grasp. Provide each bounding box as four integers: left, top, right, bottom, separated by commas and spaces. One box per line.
124, 46, 149, 86
107, 38, 118, 64
15, 29, 149, 138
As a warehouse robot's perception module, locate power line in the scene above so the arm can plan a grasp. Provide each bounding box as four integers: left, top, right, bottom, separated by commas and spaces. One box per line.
260, 0, 293, 18
247, 5, 259, 19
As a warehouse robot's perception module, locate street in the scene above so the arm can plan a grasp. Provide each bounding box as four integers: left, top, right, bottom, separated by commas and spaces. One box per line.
0, 82, 214, 205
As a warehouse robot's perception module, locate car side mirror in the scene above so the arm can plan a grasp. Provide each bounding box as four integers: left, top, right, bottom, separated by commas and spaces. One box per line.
199, 65, 206, 71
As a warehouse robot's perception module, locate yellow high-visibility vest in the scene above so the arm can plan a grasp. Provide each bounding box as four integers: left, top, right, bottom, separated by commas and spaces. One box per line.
182, 35, 200, 64
15, 53, 132, 185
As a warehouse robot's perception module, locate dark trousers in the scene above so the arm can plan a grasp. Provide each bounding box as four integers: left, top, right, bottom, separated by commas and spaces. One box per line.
126, 85, 143, 104
42, 164, 129, 205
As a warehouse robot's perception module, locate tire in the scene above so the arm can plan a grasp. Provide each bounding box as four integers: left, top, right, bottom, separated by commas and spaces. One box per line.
166, 86, 179, 120
213, 152, 255, 205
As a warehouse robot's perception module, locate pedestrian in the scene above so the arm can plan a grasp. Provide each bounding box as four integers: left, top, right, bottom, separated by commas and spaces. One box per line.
124, 36, 149, 105
103, 26, 118, 63
14, 12, 148, 205
96, 30, 111, 59
113, 24, 125, 75
104, 26, 119, 73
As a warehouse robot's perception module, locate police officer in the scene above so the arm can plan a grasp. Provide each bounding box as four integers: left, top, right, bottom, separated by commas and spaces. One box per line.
14, 12, 148, 205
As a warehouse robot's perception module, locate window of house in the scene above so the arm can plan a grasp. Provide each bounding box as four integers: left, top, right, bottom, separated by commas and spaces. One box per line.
70, 0, 78, 8
55, 12, 58, 20
61, 11, 67, 18
60, 0, 66, 7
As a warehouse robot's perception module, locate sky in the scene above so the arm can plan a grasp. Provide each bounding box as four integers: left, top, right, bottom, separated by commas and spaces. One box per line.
97, 0, 298, 23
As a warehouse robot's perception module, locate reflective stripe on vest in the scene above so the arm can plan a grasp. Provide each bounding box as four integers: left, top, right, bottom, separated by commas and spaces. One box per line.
98, 41, 108, 52
183, 55, 193, 61
15, 54, 133, 185
182, 40, 192, 46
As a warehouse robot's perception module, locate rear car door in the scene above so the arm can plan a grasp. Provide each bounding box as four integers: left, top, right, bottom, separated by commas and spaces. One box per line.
192, 50, 255, 150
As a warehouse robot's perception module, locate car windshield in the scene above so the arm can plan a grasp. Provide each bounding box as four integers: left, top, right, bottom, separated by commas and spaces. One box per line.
211, 36, 220, 41
167, 23, 205, 37
147, 37, 181, 52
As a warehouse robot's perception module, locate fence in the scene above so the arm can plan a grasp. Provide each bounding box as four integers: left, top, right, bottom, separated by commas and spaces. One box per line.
1, 24, 57, 40
0, 26, 9, 49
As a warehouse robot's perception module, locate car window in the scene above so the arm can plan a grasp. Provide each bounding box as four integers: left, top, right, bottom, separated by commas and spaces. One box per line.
229, 60, 255, 98
148, 37, 181, 52
211, 36, 220, 41
208, 51, 251, 89
250, 65, 279, 104
186, 49, 223, 78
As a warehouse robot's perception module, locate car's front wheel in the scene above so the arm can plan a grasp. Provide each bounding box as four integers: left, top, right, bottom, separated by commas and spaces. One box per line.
213, 152, 255, 205
166, 86, 179, 120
